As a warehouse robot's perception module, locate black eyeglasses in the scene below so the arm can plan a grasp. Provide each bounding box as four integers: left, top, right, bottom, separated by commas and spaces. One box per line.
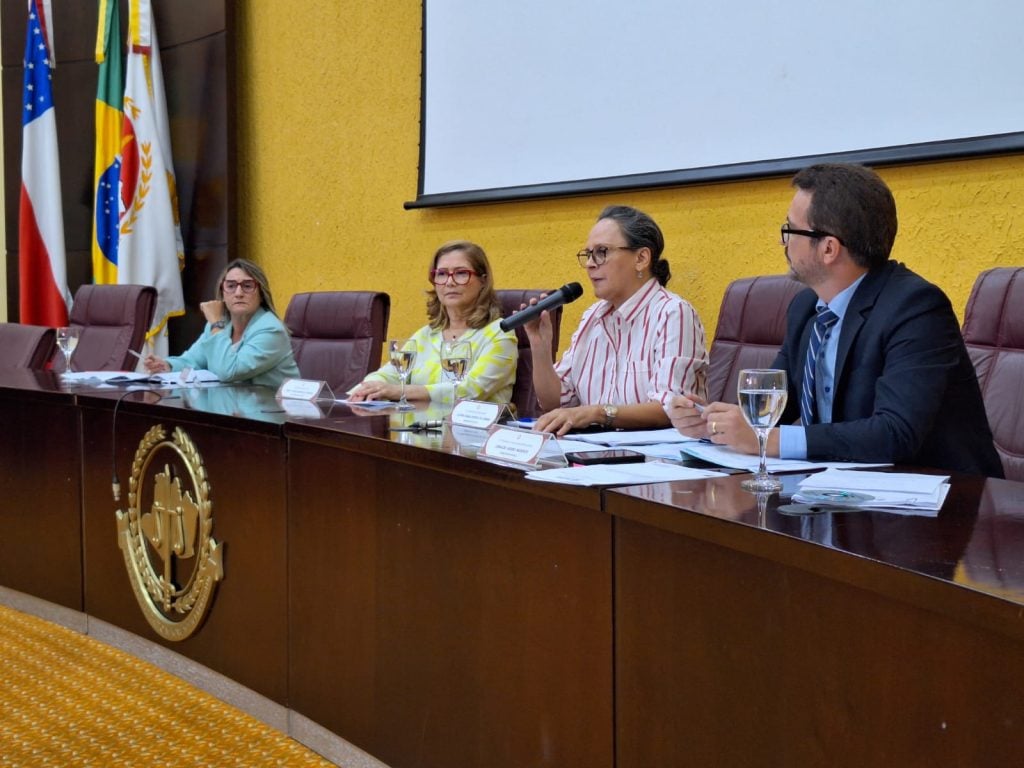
429, 268, 480, 285
576, 245, 637, 267
780, 223, 843, 245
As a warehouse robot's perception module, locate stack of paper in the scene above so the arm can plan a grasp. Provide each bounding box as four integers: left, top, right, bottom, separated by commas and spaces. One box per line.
794, 469, 950, 512
680, 442, 890, 473
527, 461, 725, 486
574, 428, 697, 446
63, 370, 221, 387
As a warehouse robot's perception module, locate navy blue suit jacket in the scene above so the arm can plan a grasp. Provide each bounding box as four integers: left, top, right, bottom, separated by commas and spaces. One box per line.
773, 261, 1002, 477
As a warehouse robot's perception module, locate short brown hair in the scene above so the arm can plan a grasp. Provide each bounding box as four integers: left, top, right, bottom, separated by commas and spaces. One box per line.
791, 163, 898, 269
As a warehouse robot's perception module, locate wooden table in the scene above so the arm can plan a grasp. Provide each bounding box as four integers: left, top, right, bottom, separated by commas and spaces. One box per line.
286, 411, 613, 768
0, 369, 81, 609
3, 367, 1024, 766
609, 472, 1024, 767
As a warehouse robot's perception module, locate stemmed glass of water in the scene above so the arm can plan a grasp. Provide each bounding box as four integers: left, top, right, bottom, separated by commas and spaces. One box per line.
440, 340, 471, 402
388, 338, 417, 411
56, 326, 80, 374
737, 368, 788, 492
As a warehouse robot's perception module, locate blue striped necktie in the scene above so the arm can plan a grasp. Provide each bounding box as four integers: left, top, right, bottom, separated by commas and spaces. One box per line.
800, 306, 839, 425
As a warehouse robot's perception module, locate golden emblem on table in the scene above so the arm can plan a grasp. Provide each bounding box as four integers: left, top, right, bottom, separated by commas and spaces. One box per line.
116, 425, 224, 641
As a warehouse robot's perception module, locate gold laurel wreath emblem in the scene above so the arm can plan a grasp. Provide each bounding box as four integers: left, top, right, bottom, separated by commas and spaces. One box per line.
116, 425, 224, 642
119, 126, 152, 237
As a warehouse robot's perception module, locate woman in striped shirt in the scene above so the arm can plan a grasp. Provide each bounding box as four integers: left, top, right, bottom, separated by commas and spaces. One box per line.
524, 205, 709, 435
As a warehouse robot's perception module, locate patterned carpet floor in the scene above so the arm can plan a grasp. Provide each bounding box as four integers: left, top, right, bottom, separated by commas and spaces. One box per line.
0, 604, 335, 767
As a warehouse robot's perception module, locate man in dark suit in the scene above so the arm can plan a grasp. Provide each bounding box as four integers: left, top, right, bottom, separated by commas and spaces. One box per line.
670, 163, 1003, 477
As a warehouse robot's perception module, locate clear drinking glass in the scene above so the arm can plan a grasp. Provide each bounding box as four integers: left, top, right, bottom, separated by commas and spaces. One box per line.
56, 326, 80, 374
440, 340, 471, 402
388, 338, 417, 411
737, 368, 788, 492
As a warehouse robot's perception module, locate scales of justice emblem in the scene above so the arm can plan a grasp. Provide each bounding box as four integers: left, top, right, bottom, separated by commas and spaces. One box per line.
116, 425, 224, 641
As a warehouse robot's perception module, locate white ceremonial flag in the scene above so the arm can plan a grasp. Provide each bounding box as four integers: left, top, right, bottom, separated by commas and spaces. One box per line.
118, 0, 184, 358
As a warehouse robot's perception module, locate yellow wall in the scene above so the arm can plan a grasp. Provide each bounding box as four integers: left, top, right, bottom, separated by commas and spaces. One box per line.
235, 2, 1024, 352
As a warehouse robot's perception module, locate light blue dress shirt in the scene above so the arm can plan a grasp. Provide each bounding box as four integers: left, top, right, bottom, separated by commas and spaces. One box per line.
779, 274, 866, 459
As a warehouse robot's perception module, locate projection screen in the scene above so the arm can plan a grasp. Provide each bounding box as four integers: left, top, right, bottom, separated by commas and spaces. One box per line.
410, 0, 1024, 208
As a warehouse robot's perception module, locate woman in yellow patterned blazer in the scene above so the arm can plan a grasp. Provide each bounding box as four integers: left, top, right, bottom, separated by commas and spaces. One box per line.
348, 240, 517, 405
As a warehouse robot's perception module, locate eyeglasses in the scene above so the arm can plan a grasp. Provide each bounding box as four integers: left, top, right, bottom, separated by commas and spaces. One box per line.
576, 245, 637, 267
780, 223, 844, 245
429, 268, 480, 285
222, 279, 258, 294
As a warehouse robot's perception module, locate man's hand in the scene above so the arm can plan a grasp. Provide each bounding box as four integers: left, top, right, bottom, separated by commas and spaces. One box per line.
703, 402, 762, 455
666, 393, 709, 438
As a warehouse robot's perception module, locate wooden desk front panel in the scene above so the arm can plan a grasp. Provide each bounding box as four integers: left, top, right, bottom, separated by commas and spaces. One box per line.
79, 404, 290, 704
614, 511, 1024, 767
0, 388, 82, 609
288, 437, 614, 768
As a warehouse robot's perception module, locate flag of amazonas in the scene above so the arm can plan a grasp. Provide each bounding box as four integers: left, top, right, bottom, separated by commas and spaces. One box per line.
92, 0, 124, 285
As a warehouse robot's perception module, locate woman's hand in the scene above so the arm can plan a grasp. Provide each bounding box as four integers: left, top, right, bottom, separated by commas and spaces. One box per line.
520, 295, 554, 351
348, 382, 401, 402
534, 405, 604, 436
200, 300, 226, 325
143, 355, 170, 374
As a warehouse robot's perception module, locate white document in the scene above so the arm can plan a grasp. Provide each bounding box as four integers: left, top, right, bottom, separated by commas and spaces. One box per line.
631, 442, 708, 461
573, 428, 699, 447
527, 461, 725, 486
63, 370, 148, 383
795, 469, 950, 512
65, 369, 220, 387
680, 442, 890, 473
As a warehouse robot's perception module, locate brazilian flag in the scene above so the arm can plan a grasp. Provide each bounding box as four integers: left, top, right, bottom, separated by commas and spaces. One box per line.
92, 0, 124, 284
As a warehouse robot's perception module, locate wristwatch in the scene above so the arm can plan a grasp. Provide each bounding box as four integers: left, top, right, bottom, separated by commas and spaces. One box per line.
602, 404, 618, 428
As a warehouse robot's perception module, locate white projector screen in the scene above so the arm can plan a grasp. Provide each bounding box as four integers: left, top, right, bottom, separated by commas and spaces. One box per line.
410, 0, 1024, 208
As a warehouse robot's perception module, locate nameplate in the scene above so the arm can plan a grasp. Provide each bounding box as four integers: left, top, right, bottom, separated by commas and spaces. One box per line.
278, 378, 335, 401
478, 425, 551, 469
451, 400, 502, 429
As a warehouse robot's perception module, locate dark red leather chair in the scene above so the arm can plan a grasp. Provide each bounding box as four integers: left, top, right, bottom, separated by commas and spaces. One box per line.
706, 274, 804, 404
55, 284, 157, 371
0, 323, 56, 369
284, 291, 391, 396
496, 289, 564, 418
961, 267, 1024, 481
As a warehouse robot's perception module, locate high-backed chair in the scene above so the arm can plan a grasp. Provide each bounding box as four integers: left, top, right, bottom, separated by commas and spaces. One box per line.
961, 266, 1024, 480
0, 323, 56, 369
57, 284, 157, 371
706, 274, 804, 404
284, 291, 391, 396
496, 289, 564, 418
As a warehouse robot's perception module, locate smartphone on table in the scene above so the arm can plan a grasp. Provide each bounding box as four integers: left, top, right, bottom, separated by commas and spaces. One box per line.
564, 449, 646, 466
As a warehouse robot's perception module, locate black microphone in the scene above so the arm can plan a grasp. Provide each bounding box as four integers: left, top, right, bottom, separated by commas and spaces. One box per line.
499, 282, 584, 332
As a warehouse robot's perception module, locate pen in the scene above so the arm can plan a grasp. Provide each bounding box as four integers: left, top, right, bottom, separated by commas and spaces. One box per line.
692, 401, 706, 414
127, 349, 144, 360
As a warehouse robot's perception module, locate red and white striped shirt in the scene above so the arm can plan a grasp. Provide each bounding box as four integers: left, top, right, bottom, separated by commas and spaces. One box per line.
555, 279, 708, 407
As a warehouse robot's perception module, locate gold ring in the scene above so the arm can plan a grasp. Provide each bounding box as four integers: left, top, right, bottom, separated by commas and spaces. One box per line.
711, 421, 718, 434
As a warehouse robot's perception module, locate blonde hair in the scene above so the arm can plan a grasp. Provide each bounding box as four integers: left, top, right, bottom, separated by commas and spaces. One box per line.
425, 240, 501, 330
216, 258, 280, 316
